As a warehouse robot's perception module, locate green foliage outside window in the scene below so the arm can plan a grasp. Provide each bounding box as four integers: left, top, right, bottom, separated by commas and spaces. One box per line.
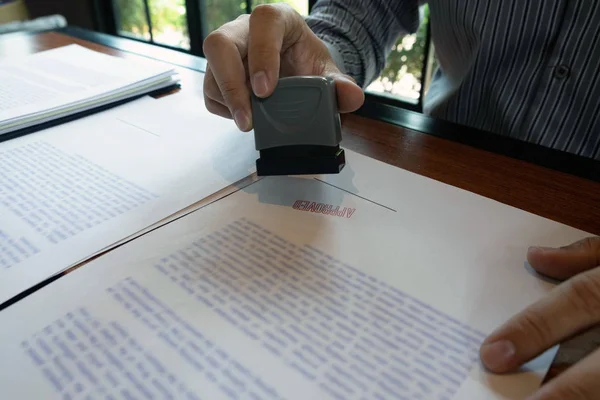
115, 0, 189, 48
114, 0, 150, 40
251, 0, 308, 16
115, 0, 304, 46
204, 0, 307, 34
203, 0, 245, 34
366, 5, 431, 102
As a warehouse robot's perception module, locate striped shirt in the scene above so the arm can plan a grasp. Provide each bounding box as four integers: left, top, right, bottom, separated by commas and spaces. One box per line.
306, 0, 600, 160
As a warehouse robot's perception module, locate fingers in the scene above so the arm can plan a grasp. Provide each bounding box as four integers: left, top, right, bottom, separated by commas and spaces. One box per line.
203, 67, 228, 114
204, 95, 231, 119
525, 347, 600, 400
303, 38, 364, 113
480, 267, 600, 373
248, 3, 304, 97
203, 3, 365, 124
528, 237, 600, 280
277, 38, 364, 113
203, 16, 252, 131
204, 60, 251, 107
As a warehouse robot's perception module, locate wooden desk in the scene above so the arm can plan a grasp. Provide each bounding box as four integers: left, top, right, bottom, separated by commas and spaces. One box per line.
2, 27, 600, 383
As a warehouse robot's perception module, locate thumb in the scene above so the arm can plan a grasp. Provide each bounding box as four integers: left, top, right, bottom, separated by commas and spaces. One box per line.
308, 37, 364, 113
326, 72, 365, 113
527, 237, 600, 280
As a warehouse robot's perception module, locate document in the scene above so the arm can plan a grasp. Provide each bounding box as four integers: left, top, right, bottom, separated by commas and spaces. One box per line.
0, 44, 179, 135
0, 93, 257, 304
0, 150, 590, 399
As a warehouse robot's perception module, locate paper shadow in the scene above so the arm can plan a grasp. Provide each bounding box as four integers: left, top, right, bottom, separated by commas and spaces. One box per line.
241, 175, 346, 211
317, 153, 360, 195
208, 131, 361, 204
236, 150, 361, 210
209, 129, 258, 188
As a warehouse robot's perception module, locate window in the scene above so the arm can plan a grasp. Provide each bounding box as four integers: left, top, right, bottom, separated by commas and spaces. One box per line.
113, 0, 190, 49
101, 0, 434, 111
252, 0, 309, 15
366, 5, 434, 108
203, 0, 308, 35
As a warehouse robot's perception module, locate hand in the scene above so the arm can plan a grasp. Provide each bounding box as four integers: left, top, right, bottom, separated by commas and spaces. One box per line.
202, 3, 364, 131
480, 237, 600, 399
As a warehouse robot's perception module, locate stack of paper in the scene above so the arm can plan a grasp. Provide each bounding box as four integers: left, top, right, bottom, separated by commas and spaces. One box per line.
0, 44, 179, 137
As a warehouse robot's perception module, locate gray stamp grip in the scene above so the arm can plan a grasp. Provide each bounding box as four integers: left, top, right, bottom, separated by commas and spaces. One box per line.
251, 76, 345, 176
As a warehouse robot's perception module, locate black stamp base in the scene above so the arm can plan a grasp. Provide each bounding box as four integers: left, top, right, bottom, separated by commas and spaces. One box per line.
256, 145, 346, 176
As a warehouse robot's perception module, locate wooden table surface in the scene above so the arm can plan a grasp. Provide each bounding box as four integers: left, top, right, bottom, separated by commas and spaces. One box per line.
2, 29, 600, 383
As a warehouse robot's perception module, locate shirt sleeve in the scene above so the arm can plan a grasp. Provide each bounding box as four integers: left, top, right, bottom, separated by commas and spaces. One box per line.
305, 0, 421, 87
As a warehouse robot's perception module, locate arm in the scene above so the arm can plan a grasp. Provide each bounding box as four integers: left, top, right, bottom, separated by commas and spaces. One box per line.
305, 0, 421, 87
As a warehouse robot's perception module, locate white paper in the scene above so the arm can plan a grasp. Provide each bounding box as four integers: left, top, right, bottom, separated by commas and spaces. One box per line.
0, 150, 590, 399
0, 44, 178, 134
0, 93, 257, 304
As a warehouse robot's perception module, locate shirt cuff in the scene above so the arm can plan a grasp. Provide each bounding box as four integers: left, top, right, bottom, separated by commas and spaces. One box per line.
321, 39, 347, 74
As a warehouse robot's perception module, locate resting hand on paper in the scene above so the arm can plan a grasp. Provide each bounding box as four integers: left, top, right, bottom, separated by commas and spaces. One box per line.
202, 3, 364, 131
480, 237, 600, 399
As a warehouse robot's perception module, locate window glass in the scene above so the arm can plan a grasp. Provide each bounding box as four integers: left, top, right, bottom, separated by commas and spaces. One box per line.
252, 0, 309, 16
148, 0, 190, 49
114, 0, 151, 41
205, 0, 246, 34
366, 5, 431, 104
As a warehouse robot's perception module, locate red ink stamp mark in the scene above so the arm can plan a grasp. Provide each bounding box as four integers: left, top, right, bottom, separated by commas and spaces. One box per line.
292, 200, 356, 218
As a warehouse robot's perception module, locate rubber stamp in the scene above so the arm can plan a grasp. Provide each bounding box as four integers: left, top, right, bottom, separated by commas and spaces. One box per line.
251, 76, 345, 176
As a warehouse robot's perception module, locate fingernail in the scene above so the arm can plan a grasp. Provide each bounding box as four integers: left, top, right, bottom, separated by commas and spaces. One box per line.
528, 246, 554, 255
480, 340, 516, 371
233, 109, 249, 131
528, 246, 542, 254
252, 71, 269, 97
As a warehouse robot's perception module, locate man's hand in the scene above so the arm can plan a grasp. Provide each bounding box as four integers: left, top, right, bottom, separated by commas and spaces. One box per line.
480, 237, 600, 399
202, 3, 364, 131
